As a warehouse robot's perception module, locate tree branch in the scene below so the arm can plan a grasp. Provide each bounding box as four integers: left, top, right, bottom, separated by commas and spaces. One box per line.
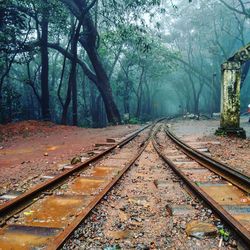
218, 0, 250, 18
47, 42, 97, 83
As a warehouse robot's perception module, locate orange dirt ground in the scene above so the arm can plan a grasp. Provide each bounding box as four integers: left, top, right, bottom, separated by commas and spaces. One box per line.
0, 120, 140, 190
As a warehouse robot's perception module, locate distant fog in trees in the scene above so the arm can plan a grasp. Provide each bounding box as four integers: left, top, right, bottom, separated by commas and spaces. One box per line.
0, 0, 249, 127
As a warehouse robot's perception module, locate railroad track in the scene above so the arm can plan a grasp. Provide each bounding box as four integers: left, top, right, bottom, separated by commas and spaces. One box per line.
1, 119, 250, 249
0, 121, 159, 249
153, 124, 250, 247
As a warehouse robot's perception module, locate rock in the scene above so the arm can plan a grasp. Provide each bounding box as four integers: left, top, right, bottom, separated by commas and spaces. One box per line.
81, 156, 89, 162
181, 221, 186, 230
57, 163, 68, 171
136, 243, 149, 250
44, 152, 48, 156
104, 244, 121, 250
71, 156, 81, 165
230, 240, 237, 248
108, 230, 130, 240
186, 220, 217, 239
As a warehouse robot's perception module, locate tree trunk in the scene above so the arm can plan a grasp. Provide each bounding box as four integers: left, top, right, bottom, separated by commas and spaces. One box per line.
71, 21, 81, 126
144, 80, 151, 116
59, 0, 121, 124
90, 83, 98, 127
123, 80, 130, 114
61, 80, 72, 124
40, 0, 50, 121
135, 67, 144, 118
84, 46, 121, 124
78, 3, 121, 124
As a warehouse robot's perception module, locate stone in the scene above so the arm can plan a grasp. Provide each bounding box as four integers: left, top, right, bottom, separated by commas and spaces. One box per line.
81, 156, 89, 162
166, 204, 196, 216
57, 163, 69, 171
71, 156, 81, 165
185, 220, 217, 239
154, 180, 172, 188
107, 230, 130, 240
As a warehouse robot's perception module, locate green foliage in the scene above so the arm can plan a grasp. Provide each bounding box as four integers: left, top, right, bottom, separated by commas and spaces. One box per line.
128, 117, 140, 124
0, 84, 22, 123
0, 0, 26, 55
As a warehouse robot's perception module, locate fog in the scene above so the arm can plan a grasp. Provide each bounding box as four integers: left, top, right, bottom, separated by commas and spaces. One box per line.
1, 0, 250, 127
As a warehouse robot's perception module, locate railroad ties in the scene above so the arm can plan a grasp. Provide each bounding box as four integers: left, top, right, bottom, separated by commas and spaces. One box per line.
153, 125, 250, 246
0, 124, 152, 249
1, 120, 250, 248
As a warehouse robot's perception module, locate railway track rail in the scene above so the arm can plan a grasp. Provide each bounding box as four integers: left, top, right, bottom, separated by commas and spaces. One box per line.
153, 124, 250, 246
1, 119, 250, 249
0, 122, 158, 249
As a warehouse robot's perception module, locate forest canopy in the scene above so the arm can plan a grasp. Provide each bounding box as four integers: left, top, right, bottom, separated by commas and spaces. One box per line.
0, 0, 250, 127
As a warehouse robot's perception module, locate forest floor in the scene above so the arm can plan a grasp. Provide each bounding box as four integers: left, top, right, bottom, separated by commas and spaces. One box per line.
0, 121, 140, 193
171, 116, 250, 176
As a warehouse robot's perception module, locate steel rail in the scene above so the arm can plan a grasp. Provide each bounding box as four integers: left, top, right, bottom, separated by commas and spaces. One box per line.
152, 133, 250, 246
47, 124, 160, 249
0, 123, 151, 219
165, 128, 250, 193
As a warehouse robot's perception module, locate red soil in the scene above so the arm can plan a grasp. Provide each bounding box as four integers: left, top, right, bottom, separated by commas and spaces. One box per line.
0, 120, 140, 190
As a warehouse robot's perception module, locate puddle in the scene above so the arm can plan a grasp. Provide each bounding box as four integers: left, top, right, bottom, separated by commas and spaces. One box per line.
91, 166, 119, 178
0, 225, 60, 250
223, 205, 250, 231
19, 195, 89, 228
200, 184, 250, 206
197, 181, 229, 187
69, 177, 106, 195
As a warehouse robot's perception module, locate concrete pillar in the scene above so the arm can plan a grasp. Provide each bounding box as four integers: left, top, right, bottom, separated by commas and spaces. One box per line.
216, 61, 246, 138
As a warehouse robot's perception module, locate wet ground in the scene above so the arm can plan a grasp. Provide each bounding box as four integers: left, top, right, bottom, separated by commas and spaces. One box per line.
0, 121, 140, 195
0, 128, 150, 249
0, 118, 250, 249
171, 117, 250, 176
63, 141, 235, 250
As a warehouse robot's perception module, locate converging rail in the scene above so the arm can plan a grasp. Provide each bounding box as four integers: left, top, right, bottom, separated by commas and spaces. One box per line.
0, 121, 160, 249
153, 125, 250, 246
165, 128, 250, 193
